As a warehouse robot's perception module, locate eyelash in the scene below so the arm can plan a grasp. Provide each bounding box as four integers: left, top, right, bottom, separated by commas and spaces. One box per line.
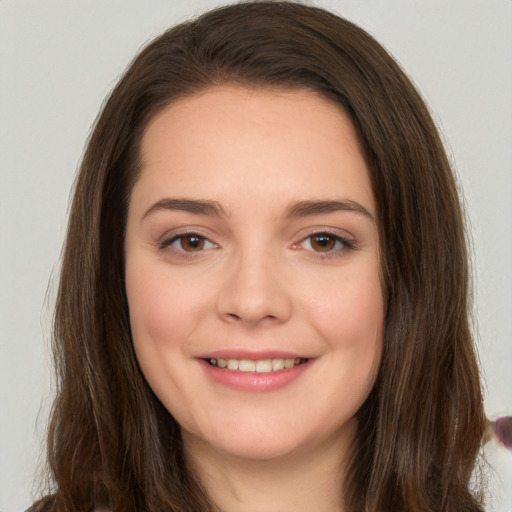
158, 231, 218, 259
158, 230, 355, 259
297, 231, 355, 258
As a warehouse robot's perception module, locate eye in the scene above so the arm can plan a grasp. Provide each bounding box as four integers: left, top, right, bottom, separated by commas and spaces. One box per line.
300, 232, 353, 253
161, 233, 217, 253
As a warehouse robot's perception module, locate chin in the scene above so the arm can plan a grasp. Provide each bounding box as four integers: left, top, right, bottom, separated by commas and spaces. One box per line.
218, 436, 303, 462
183, 414, 356, 464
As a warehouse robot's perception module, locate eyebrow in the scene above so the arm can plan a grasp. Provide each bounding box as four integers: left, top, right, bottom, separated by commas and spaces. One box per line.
284, 199, 375, 222
142, 198, 229, 219
142, 197, 374, 222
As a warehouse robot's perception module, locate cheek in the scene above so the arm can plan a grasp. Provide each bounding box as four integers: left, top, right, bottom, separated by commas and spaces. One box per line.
124, 260, 213, 422
306, 266, 383, 339
125, 260, 207, 358
127, 274, 171, 345
301, 263, 384, 383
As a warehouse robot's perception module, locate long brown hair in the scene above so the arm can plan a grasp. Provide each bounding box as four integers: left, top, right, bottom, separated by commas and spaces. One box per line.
31, 2, 486, 511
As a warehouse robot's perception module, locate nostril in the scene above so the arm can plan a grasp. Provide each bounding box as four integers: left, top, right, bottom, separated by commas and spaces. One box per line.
223, 312, 279, 324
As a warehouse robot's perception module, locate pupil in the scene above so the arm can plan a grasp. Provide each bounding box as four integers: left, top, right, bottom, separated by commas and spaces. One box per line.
312, 234, 334, 252
183, 235, 204, 251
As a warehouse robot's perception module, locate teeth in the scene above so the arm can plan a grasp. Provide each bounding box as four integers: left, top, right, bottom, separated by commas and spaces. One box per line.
208, 357, 307, 373
227, 359, 239, 370
239, 360, 256, 372
272, 358, 284, 371
256, 360, 273, 373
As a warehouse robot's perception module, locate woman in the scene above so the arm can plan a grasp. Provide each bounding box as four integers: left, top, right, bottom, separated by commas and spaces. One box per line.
29, 2, 486, 511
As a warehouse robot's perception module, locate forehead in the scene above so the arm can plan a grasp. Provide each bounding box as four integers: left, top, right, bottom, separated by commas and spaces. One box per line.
133, 85, 374, 217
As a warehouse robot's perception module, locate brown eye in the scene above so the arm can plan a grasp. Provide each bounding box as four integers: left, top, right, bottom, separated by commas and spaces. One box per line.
179, 234, 205, 252
310, 233, 337, 252
299, 232, 354, 255
162, 233, 217, 253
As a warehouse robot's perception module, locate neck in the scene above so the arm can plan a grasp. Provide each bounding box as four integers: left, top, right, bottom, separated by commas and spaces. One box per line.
183, 427, 354, 512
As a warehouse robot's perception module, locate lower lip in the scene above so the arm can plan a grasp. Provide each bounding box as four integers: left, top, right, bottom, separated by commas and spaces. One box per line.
199, 359, 313, 392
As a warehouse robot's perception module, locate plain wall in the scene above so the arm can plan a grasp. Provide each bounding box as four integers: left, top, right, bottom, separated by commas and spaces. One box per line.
1, 1, 511, 511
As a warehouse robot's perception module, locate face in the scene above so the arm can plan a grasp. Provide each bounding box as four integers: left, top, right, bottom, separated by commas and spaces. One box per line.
125, 86, 383, 463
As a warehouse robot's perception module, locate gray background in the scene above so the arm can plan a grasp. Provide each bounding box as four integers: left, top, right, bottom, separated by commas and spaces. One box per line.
1, 1, 511, 510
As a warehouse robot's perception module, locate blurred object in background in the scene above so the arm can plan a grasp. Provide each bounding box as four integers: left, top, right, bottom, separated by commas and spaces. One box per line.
482, 415, 512, 512
492, 416, 512, 450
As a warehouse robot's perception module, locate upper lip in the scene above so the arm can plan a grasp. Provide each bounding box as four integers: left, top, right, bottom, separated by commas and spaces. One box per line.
197, 349, 312, 360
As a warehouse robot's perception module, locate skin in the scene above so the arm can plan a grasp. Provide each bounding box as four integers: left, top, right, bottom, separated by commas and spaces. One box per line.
125, 85, 383, 512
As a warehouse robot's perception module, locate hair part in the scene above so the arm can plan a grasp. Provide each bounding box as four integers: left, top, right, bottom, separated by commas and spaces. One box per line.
31, 2, 486, 511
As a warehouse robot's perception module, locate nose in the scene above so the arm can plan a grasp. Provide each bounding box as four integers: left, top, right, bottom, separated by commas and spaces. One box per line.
216, 250, 293, 327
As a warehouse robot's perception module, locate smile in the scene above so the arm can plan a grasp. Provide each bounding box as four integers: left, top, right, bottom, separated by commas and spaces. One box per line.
200, 356, 314, 392
206, 358, 309, 373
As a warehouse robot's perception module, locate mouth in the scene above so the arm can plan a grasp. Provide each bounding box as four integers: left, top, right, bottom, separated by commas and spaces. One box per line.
204, 357, 310, 373
200, 355, 314, 392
